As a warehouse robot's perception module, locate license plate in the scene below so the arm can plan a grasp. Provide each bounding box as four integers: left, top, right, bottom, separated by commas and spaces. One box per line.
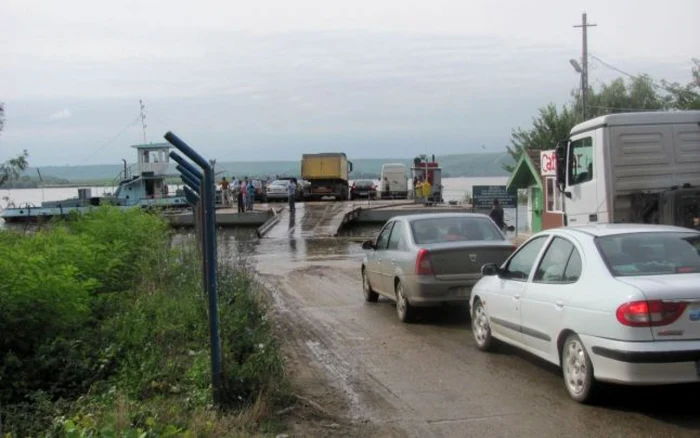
690, 305, 700, 322
450, 287, 471, 297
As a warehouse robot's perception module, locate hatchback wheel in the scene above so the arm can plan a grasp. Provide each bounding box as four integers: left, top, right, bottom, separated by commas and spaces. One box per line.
472, 299, 496, 351
395, 281, 416, 323
562, 333, 597, 403
362, 268, 379, 303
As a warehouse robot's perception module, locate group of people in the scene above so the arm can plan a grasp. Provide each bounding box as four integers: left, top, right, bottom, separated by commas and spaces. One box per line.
219, 176, 299, 213
413, 177, 433, 203
219, 177, 257, 213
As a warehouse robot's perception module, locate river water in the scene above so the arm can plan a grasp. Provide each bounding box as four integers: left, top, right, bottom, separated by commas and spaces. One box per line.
1, 176, 529, 236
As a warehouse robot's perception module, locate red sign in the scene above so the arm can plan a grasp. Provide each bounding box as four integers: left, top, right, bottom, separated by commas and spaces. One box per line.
540, 150, 557, 176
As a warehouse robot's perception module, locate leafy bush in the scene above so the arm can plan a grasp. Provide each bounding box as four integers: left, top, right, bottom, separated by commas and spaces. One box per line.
0, 207, 286, 436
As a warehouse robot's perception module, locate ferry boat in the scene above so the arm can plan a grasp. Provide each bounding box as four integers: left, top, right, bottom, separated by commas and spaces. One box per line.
1, 143, 189, 223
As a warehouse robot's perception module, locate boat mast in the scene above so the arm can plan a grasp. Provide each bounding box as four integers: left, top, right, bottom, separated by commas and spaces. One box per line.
139, 99, 148, 144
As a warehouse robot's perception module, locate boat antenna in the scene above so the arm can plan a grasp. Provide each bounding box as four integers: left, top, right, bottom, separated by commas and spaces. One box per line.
139, 99, 148, 144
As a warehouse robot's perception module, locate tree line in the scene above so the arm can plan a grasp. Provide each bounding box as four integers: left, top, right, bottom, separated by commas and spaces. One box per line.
504, 59, 700, 172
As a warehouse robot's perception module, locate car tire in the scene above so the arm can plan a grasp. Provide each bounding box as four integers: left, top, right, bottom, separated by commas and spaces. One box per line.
395, 281, 416, 323
561, 333, 597, 404
361, 268, 379, 303
471, 299, 497, 352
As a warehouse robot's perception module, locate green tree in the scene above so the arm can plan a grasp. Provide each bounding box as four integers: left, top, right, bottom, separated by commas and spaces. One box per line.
504, 103, 578, 172
573, 75, 666, 118
504, 60, 698, 171
661, 58, 700, 110
0, 102, 30, 186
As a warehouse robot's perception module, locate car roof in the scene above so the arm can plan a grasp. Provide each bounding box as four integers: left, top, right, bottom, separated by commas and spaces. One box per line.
550, 223, 699, 238
393, 212, 490, 222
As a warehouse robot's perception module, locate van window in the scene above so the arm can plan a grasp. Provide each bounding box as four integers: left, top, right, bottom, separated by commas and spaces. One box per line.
569, 136, 593, 186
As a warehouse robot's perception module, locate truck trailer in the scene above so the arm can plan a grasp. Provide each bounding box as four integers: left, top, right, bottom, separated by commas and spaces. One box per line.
301, 153, 353, 201
554, 111, 700, 229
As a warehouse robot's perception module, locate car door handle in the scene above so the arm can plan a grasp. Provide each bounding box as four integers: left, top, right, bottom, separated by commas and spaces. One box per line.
555, 300, 564, 308
513, 294, 520, 300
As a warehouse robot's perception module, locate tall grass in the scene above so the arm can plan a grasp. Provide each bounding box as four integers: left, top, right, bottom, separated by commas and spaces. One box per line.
0, 207, 286, 437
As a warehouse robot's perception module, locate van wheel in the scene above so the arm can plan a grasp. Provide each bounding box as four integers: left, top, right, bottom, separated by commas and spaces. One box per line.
561, 333, 597, 404
395, 281, 416, 323
361, 268, 379, 303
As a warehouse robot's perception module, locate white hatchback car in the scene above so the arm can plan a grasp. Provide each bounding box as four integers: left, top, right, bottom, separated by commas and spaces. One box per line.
469, 224, 700, 403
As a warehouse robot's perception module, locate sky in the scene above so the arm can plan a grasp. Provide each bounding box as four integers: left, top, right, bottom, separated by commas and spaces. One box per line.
1, 0, 698, 166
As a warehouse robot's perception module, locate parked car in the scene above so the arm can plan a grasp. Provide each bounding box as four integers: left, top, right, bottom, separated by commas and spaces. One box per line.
470, 224, 700, 404
350, 179, 378, 200
360, 213, 516, 322
265, 179, 291, 202
266, 178, 306, 202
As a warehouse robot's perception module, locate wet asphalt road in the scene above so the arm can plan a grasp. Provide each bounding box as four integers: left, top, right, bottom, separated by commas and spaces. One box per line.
222, 203, 700, 438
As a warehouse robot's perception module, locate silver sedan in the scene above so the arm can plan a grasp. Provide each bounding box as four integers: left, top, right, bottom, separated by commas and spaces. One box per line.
361, 213, 516, 322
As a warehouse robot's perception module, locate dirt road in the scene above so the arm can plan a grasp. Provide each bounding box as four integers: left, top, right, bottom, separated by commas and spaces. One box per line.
241, 203, 700, 438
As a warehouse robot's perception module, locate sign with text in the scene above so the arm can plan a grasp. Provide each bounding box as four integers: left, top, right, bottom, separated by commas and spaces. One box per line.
472, 185, 518, 209
540, 150, 557, 176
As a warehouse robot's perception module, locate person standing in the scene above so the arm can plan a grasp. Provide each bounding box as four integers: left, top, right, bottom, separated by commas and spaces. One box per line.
220, 177, 231, 206
287, 178, 297, 212
247, 179, 256, 211
489, 199, 505, 230
414, 177, 422, 202
241, 178, 249, 211
235, 177, 245, 213
421, 177, 432, 205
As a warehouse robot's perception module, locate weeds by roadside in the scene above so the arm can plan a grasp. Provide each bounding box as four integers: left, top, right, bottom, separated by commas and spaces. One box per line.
0, 207, 287, 437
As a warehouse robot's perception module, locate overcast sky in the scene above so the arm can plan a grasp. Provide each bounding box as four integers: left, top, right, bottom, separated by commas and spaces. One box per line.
1, 0, 698, 166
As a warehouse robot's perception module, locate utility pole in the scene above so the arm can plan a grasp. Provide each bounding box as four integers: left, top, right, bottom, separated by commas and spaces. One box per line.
574, 13, 596, 120
139, 99, 148, 144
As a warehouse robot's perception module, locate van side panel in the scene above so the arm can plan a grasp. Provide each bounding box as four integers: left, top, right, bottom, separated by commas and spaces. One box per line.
609, 123, 700, 222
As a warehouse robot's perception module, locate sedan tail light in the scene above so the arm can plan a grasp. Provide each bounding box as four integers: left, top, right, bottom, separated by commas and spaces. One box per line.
415, 248, 434, 276
616, 300, 687, 327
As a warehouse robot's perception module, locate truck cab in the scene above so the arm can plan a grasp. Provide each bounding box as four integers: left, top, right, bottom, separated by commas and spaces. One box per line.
554, 111, 700, 229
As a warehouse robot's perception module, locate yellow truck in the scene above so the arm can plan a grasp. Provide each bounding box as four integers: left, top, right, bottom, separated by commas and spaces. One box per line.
301, 153, 353, 201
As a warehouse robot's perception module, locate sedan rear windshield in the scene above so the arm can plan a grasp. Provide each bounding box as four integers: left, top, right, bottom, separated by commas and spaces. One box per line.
410, 217, 504, 244
596, 232, 700, 276
354, 180, 375, 187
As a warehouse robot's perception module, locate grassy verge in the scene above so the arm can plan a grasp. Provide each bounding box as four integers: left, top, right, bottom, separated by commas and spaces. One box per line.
0, 207, 287, 437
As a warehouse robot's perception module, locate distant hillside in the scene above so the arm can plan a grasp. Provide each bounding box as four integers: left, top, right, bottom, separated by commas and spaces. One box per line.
19, 152, 514, 185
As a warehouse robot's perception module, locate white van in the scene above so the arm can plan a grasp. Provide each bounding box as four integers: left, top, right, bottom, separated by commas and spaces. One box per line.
380, 163, 408, 199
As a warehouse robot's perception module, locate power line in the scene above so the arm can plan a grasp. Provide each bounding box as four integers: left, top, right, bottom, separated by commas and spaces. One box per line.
81, 115, 142, 164
589, 54, 674, 94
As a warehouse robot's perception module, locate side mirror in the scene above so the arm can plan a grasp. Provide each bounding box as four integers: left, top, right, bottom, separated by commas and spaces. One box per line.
505, 225, 515, 232
361, 240, 375, 250
554, 140, 568, 189
481, 263, 499, 276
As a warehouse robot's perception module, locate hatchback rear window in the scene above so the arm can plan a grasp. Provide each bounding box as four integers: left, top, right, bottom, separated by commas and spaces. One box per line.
596, 232, 700, 276
410, 217, 504, 244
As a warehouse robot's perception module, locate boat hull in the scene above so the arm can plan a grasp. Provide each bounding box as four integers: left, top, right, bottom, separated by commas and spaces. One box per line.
1, 197, 189, 223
